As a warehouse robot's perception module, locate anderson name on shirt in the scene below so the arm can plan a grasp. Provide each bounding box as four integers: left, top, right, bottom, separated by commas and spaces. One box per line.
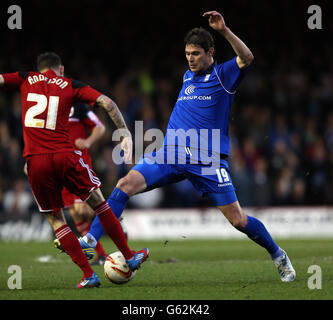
27, 74, 68, 89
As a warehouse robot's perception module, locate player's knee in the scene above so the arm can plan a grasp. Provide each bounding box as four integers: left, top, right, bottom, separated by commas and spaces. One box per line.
69, 207, 81, 222
116, 176, 135, 196
232, 212, 247, 230
223, 207, 247, 230
46, 210, 66, 231
116, 173, 144, 196
71, 203, 92, 222
230, 215, 246, 230
86, 188, 105, 209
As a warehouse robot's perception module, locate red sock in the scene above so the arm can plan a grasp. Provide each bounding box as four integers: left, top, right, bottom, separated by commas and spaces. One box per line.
94, 201, 133, 260
55, 224, 94, 278
95, 241, 107, 258
75, 221, 91, 236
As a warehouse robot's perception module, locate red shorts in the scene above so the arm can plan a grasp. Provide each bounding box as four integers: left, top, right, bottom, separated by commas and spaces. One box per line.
61, 187, 82, 208
61, 150, 93, 208
26, 151, 101, 213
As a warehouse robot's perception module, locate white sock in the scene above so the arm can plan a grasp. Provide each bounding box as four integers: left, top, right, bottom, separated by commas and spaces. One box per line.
82, 233, 97, 248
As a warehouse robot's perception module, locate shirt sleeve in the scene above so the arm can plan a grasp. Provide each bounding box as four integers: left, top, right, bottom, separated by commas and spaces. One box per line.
72, 79, 102, 106
83, 110, 104, 130
215, 57, 249, 93
1, 72, 28, 88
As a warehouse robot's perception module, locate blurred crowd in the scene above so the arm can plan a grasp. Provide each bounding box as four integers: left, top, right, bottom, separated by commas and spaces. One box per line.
0, 1, 332, 221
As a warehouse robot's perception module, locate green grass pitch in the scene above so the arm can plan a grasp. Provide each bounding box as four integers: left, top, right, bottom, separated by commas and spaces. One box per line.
0, 238, 332, 300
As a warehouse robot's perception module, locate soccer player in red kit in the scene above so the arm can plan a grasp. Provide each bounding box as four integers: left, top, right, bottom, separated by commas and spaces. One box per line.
23, 103, 109, 263
0, 52, 149, 288
60, 102, 109, 264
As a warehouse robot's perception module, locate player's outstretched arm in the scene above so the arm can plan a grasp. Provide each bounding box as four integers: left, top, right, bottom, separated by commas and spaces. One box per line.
0, 75, 4, 86
95, 94, 132, 162
203, 11, 254, 69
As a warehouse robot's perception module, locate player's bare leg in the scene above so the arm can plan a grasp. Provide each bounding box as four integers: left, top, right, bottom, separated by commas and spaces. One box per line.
46, 209, 100, 288
85, 188, 149, 270
116, 170, 147, 196
53, 203, 106, 260
218, 202, 296, 282
218, 201, 247, 230
69, 204, 92, 236
69, 202, 108, 265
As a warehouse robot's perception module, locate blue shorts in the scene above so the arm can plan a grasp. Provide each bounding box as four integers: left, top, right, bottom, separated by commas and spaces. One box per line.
131, 149, 238, 206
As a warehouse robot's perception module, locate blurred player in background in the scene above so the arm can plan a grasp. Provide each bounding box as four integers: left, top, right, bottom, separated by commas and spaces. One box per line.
59, 102, 108, 265
0, 52, 149, 288
80, 11, 296, 282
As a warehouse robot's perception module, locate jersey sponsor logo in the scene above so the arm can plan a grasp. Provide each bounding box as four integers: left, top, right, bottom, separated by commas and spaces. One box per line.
177, 95, 212, 102
185, 84, 196, 95
178, 84, 211, 101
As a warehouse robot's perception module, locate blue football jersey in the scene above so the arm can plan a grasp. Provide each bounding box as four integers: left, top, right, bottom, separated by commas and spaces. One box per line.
165, 57, 248, 162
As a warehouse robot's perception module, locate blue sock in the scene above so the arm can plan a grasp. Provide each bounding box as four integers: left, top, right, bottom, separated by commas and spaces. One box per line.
88, 188, 130, 242
89, 215, 105, 242
106, 187, 129, 219
243, 215, 282, 259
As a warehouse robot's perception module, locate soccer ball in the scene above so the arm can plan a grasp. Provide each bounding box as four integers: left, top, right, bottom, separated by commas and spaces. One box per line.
103, 251, 136, 284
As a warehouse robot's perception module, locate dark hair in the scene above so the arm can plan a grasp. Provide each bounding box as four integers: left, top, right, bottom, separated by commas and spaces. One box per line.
36, 52, 62, 71
184, 27, 215, 52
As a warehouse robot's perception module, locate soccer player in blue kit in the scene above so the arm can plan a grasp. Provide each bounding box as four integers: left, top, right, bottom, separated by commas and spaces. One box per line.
80, 10, 296, 282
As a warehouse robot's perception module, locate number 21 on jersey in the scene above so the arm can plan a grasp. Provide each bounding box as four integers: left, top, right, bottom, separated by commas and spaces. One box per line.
24, 93, 59, 130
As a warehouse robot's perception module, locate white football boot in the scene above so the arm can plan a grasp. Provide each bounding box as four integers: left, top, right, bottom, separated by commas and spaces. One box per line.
273, 249, 296, 282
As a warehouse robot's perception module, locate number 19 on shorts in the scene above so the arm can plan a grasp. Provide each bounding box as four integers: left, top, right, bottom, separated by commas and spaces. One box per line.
216, 168, 230, 183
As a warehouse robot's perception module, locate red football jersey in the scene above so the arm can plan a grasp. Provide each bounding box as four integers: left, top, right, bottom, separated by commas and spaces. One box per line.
68, 102, 103, 145
68, 102, 103, 166
2, 70, 102, 158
